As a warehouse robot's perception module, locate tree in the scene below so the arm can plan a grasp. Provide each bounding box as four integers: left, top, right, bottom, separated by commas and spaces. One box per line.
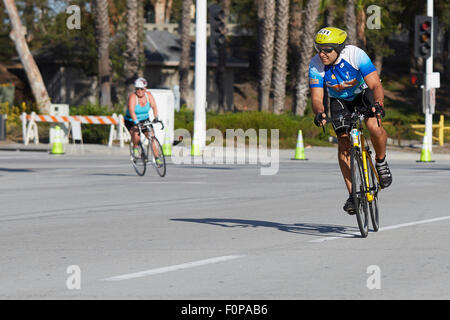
272, 0, 289, 114
94, 0, 112, 109
356, 0, 366, 49
294, 0, 320, 116
216, 0, 231, 113
137, 0, 146, 77
289, 0, 303, 114
124, 0, 139, 97
3, 0, 51, 113
258, 0, 275, 112
151, 0, 173, 24
178, 0, 192, 107
344, 0, 357, 45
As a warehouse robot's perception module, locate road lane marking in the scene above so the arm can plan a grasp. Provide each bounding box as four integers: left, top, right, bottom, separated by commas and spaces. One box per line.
103, 255, 245, 281
309, 215, 450, 243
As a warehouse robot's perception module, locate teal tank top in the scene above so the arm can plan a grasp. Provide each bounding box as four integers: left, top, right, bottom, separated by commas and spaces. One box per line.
125, 93, 151, 121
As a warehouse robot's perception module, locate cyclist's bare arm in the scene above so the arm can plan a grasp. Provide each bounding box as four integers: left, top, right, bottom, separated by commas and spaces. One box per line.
311, 87, 327, 126
364, 71, 384, 108
128, 94, 139, 124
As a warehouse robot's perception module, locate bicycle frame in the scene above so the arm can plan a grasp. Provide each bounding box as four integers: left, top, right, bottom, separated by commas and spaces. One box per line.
352, 115, 379, 203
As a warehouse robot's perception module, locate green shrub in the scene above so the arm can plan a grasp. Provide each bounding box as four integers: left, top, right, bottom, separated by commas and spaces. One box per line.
175, 109, 333, 149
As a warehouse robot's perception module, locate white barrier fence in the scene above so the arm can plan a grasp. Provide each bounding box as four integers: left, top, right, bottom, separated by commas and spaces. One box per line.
20, 112, 131, 147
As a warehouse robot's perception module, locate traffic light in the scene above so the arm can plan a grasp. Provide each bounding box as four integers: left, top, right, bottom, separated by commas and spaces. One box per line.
209, 4, 226, 51
414, 15, 433, 59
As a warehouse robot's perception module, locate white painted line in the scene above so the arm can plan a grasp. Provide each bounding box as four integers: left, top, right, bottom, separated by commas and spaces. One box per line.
309, 215, 450, 243
103, 255, 245, 281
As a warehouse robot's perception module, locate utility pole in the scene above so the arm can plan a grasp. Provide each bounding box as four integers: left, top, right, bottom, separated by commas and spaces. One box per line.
191, 0, 207, 156
424, 0, 440, 158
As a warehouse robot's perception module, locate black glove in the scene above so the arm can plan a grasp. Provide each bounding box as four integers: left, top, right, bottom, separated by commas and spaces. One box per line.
314, 112, 326, 127
372, 102, 385, 118
152, 117, 160, 123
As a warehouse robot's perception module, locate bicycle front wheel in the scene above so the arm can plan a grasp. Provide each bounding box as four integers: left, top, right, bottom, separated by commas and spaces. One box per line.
149, 137, 166, 177
351, 147, 369, 238
367, 154, 380, 232
130, 141, 146, 176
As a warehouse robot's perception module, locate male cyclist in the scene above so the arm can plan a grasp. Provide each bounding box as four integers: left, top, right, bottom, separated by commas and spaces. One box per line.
125, 78, 161, 162
308, 27, 392, 215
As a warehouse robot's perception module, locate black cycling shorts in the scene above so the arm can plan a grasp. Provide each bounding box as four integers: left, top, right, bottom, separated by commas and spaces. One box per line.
329, 89, 374, 135
124, 119, 150, 133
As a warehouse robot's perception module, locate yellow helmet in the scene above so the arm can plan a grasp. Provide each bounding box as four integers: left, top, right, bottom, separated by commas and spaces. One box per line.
314, 27, 347, 53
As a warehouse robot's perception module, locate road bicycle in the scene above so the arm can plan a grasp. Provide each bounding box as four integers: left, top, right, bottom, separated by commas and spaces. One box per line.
130, 119, 166, 177
326, 108, 381, 238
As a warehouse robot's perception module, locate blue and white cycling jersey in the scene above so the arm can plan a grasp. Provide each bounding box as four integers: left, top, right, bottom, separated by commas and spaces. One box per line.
309, 45, 377, 101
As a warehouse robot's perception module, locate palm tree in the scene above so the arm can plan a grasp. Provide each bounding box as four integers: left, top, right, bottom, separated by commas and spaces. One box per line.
272, 0, 290, 114
258, 0, 275, 112
216, 0, 231, 113
124, 0, 139, 97
94, 0, 112, 109
151, 0, 173, 24
345, 0, 357, 45
294, 0, 320, 116
289, 0, 303, 114
356, 0, 367, 49
138, 0, 146, 77
179, 0, 192, 107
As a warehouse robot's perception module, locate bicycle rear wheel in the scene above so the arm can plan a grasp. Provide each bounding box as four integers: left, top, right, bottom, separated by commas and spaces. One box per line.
366, 153, 380, 232
351, 147, 369, 238
130, 141, 146, 176
149, 137, 166, 177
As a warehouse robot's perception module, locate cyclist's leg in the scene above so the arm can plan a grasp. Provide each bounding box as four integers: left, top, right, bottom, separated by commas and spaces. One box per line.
360, 89, 392, 188
143, 126, 160, 158
330, 98, 353, 195
360, 89, 388, 161
125, 120, 140, 148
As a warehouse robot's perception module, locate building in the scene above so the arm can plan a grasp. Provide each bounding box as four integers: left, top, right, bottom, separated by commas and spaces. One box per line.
32, 28, 249, 112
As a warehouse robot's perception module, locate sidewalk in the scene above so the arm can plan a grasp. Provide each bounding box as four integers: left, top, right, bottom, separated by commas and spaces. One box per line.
2, 141, 450, 161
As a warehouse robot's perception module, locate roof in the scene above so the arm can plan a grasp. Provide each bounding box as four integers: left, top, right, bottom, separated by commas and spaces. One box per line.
144, 30, 249, 68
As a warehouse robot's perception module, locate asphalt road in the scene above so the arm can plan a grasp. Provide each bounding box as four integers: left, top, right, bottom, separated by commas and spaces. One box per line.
0, 147, 449, 299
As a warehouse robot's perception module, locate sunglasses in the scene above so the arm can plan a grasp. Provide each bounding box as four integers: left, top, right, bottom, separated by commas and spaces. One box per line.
314, 42, 336, 54
316, 47, 334, 54
135, 88, 145, 91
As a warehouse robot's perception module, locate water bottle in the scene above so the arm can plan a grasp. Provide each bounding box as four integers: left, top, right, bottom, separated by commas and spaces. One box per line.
350, 129, 359, 146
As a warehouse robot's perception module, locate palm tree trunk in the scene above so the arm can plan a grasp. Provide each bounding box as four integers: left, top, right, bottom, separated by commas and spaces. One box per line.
289, 0, 303, 114
3, 0, 51, 113
138, 0, 146, 77
216, 0, 231, 113
124, 0, 139, 97
94, 0, 112, 109
356, 4, 366, 49
151, 0, 166, 24
295, 0, 320, 116
165, 0, 173, 23
258, 0, 275, 112
272, 0, 290, 114
345, 0, 357, 45
179, 0, 192, 107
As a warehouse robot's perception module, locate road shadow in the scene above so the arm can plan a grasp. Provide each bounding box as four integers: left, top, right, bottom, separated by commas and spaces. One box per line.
0, 168, 33, 172
89, 173, 135, 177
171, 217, 359, 238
